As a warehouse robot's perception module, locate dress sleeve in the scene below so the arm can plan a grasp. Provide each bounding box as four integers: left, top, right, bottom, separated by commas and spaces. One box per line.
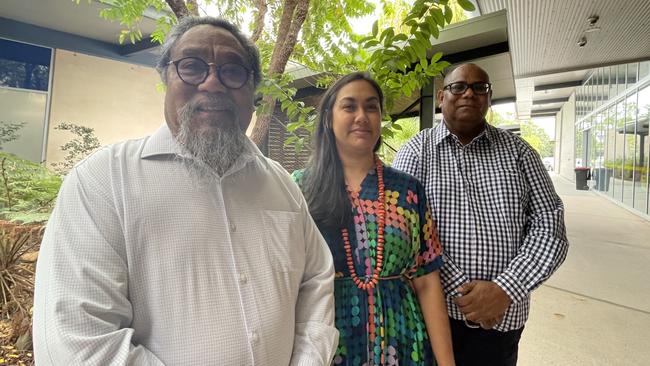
290, 169, 304, 186
412, 180, 443, 278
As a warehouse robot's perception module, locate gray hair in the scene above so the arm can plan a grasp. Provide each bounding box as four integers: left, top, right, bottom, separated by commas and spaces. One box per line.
156, 16, 261, 87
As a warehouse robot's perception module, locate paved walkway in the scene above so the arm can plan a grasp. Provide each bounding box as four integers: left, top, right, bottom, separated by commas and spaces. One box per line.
519, 174, 650, 365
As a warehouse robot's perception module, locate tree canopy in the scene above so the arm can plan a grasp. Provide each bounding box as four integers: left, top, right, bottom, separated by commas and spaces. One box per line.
79, 0, 476, 148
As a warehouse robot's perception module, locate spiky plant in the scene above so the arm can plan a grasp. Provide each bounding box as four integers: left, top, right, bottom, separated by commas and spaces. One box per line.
0, 228, 40, 318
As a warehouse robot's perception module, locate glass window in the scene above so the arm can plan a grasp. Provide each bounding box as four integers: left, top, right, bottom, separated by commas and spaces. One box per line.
0, 39, 51, 163
614, 100, 626, 199
617, 64, 627, 96
0, 38, 51, 91
608, 66, 617, 101
605, 105, 617, 196
601, 67, 609, 103
640, 61, 650, 83
0, 89, 47, 162
627, 63, 639, 92
623, 92, 638, 207
593, 111, 607, 191
595, 68, 602, 109
636, 85, 649, 213
587, 75, 593, 116
575, 122, 584, 168
577, 87, 583, 120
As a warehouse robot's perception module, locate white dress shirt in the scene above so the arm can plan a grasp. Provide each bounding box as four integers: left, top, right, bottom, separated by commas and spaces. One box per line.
33, 124, 338, 365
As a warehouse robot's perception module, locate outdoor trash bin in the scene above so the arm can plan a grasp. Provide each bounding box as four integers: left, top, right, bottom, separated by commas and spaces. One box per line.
574, 167, 591, 190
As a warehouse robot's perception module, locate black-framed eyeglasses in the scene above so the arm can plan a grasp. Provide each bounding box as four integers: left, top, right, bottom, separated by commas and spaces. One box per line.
443, 82, 492, 95
168, 57, 252, 89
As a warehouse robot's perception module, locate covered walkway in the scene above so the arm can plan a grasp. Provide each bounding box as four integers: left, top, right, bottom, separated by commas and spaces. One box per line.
519, 175, 650, 365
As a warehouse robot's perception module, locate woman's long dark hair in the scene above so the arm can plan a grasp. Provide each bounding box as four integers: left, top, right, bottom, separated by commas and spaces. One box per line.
301, 72, 385, 230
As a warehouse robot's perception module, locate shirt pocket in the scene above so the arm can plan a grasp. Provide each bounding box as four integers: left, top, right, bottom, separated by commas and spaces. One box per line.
261, 210, 303, 273
497, 169, 526, 198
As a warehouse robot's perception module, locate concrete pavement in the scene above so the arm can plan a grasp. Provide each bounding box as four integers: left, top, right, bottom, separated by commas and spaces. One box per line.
518, 174, 650, 366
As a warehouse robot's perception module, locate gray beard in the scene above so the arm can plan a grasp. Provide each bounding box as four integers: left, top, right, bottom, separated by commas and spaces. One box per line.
175, 96, 253, 178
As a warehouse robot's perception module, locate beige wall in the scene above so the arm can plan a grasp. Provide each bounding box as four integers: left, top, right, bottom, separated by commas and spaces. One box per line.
558, 93, 576, 180
45, 49, 165, 165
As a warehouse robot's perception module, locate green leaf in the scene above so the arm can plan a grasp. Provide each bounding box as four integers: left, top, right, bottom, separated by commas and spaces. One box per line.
364, 39, 380, 48
404, 19, 418, 27
444, 4, 454, 23
457, 0, 476, 11
430, 51, 443, 63
286, 121, 301, 132
431, 8, 445, 26
393, 34, 408, 43
415, 31, 428, 46
430, 24, 440, 39
372, 20, 379, 37
380, 27, 394, 42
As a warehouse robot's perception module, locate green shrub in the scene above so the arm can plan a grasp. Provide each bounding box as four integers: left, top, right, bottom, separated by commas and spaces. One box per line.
0, 153, 61, 224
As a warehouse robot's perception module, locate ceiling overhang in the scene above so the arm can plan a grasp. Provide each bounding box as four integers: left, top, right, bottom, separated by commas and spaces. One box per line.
477, 0, 650, 120
0, 0, 164, 66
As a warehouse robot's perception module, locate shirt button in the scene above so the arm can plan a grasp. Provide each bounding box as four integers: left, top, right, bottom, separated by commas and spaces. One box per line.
250, 331, 259, 343
229, 222, 237, 232
239, 273, 248, 285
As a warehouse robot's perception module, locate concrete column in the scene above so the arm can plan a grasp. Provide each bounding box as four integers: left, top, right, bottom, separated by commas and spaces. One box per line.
419, 78, 435, 130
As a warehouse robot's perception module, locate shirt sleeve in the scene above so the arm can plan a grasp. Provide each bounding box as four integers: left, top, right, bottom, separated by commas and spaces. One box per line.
393, 133, 422, 178
32, 166, 165, 366
413, 182, 443, 277
289, 195, 339, 366
493, 148, 569, 304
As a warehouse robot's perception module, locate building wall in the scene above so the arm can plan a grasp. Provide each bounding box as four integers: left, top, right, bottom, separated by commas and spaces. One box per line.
266, 93, 322, 172
45, 49, 164, 165
558, 93, 576, 180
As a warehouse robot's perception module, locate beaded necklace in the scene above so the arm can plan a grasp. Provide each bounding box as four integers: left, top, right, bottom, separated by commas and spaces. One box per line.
341, 155, 385, 291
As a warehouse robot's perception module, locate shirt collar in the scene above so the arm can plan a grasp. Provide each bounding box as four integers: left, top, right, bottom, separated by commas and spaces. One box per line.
434, 119, 495, 146
141, 124, 182, 159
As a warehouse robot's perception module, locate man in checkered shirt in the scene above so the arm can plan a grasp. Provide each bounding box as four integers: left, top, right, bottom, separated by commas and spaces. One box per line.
393, 63, 568, 366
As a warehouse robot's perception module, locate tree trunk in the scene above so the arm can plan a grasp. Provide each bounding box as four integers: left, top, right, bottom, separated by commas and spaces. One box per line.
250, 0, 310, 146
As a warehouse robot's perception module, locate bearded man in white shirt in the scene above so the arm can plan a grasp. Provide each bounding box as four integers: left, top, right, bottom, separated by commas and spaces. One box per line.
33, 16, 338, 366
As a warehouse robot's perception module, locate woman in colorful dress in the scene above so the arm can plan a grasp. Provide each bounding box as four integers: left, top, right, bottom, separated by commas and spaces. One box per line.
292, 72, 455, 366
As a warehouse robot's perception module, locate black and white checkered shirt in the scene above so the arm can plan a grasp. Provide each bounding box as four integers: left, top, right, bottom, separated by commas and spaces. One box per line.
393, 121, 568, 331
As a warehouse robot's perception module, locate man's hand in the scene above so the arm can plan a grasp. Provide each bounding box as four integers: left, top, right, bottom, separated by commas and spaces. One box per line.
454, 280, 511, 328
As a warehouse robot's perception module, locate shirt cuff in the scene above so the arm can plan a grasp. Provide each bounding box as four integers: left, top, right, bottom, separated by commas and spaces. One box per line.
493, 271, 529, 304
440, 266, 468, 297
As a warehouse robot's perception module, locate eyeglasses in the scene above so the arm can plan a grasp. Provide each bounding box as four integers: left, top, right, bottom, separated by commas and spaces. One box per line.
443, 82, 492, 95
168, 57, 252, 89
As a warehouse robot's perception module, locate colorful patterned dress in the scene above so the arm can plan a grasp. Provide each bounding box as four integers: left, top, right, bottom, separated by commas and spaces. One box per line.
292, 164, 443, 366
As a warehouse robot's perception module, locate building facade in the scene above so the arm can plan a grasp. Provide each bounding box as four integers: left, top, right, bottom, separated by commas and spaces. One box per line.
570, 61, 650, 215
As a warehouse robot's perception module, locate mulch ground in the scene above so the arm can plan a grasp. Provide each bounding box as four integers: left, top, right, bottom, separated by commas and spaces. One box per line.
0, 321, 32, 365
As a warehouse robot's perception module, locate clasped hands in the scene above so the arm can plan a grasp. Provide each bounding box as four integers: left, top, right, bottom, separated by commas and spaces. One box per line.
454, 280, 512, 330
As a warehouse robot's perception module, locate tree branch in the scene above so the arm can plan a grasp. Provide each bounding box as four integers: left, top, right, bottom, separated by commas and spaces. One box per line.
186, 0, 200, 16
268, 0, 298, 73
251, 0, 268, 43
165, 0, 191, 19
